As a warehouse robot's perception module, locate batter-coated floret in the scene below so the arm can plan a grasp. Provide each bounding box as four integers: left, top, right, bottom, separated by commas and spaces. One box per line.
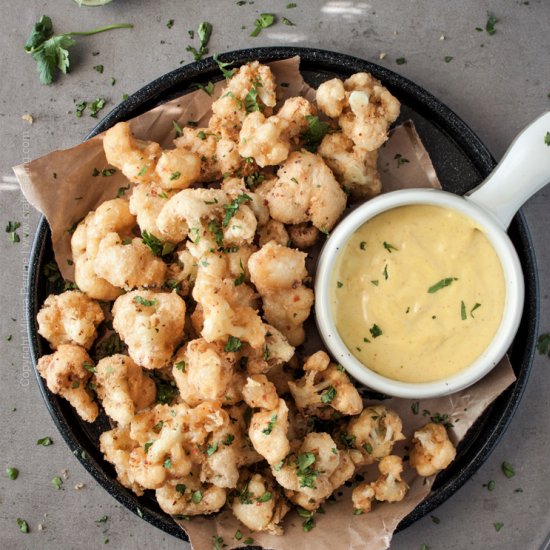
112, 290, 186, 369
94, 354, 156, 426
94, 234, 167, 290
37, 290, 104, 350
37, 344, 98, 422
409, 422, 456, 477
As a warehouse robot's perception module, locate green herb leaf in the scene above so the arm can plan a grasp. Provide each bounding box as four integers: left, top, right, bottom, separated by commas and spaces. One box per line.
207, 220, 224, 247
461, 300, 467, 320
470, 302, 482, 318
395, 57, 407, 65
545, 132, 550, 146
175, 483, 186, 494
321, 385, 337, 404
206, 442, 219, 457
297, 452, 316, 472
222, 434, 235, 446
6, 467, 19, 480
235, 529, 242, 541
282, 17, 295, 26
51, 476, 63, 490
383, 264, 389, 280
37, 436, 53, 446
383, 241, 398, 253
224, 336, 243, 352
234, 259, 246, 286
212, 535, 224, 550
353, 508, 364, 515
257, 491, 272, 502
243, 538, 254, 545
244, 86, 261, 113
166, 19, 174, 29
444, 56, 454, 63
83, 361, 96, 373
144, 441, 153, 453
501, 461, 515, 478
175, 361, 186, 372
287, 3, 297, 7
5, 221, 21, 243
195, 81, 215, 96
89, 98, 106, 118
186, 21, 212, 60
213, 53, 236, 79
337, 281, 343, 288
262, 414, 278, 435
142, 230, 176, 257
369, 324, 383, 338
487, 479, 496, 491
485, 12, 498, 35
133, 295, 157, 308
494, 522, 504, 532
191, 490, 202, 503
251, 13, 276, 37
427, 277, 458, 293
411, 401, 419, 414
302, 516, 315, 532
93, 64, 104, 74
222, 193, 251, 227
17, 518, 29, 533
163, 457, 172, 468
359, 241, 367, 250
340, 431, 356, 449
302, 115, 334, 152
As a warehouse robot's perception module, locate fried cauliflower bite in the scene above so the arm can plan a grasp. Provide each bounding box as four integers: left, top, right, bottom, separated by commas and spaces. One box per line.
287, 222, 320, 249
155, 148, 201, 189
36, 344, 98, 422
277, 96, 317, 140
344, 406, 406, 466
248, 241, 314, 346
156, 474, 227, 516
99, 426, 144, 495
258, 220, 290, 247
339, 73, 400, 151
316, 78, 347, 118
103, 121, 162, 185
242, 374, 279, 410
94, 234, 167, 290
266, 150, 347, 232
112, 290, 186, 369
192, 263, 266, 349
245, 324, 295, 375
37, 290, 104, 350
165, 248, 198, 296
409, 422, 457, 477
171, 339, 236, 403
94, 354, 156, 426
371, 455, 409, 502
317, 133, 382, 199
274, 432, 348, 511
210, 60, 277, 140
288, 351, 363, 418
352, 482, 376, 513
239, 112, 291, 167
71, 198, 137, 300
249, 398, 290, 467
231, 473, 289, 534
128, 184, 175, 239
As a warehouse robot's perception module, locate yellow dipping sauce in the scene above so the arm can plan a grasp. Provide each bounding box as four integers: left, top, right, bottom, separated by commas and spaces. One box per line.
330, 204, 505, 383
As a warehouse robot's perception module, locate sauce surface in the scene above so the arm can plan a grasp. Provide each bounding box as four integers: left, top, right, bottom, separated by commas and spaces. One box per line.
330, 204, 505, 383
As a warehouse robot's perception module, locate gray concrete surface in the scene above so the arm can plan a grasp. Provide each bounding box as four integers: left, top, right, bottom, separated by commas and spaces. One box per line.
1, 1, 549, 548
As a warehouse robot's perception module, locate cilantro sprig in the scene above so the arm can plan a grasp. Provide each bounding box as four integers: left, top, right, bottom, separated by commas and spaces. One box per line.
24, 15, 133, 85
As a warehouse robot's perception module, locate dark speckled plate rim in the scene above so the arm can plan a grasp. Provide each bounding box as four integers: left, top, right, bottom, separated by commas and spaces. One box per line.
26, 46, 539, 542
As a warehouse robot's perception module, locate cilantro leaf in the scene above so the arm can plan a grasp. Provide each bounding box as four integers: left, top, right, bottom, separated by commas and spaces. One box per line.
222, 193, 252, 227
302, 115, 334, 152
213, 53, 236, 79
251, 13, 276, 37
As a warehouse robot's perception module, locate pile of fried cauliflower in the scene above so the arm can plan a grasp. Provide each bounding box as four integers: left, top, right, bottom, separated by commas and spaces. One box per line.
36, 61, 456, 534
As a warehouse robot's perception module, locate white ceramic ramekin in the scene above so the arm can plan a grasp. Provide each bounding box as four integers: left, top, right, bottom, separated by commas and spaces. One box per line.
315, 111, 550, 398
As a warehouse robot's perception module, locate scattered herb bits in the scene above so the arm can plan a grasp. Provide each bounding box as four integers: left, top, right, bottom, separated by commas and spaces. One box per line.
17, 518, 29, 533
251, 13, 276, 37
37, 436, 53, 446
501, 461, 515, 478
6, 467, 19, 480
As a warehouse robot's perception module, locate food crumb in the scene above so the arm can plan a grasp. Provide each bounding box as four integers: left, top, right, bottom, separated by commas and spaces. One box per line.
74, 483, 85, 490
22, 113, 34, 124
439, 34, 445, 40
379, 52, 386, 60
38, 523, 44, 531
62, 469, 69, 480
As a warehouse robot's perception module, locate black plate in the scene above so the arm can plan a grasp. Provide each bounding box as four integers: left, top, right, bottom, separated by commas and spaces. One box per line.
26, 47, 539, 541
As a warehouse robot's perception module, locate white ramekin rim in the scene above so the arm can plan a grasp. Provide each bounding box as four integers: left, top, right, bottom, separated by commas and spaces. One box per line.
314, 188, 525, 399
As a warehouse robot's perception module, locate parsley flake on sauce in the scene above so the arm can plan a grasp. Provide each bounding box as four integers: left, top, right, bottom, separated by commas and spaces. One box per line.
427, 277, 458, 293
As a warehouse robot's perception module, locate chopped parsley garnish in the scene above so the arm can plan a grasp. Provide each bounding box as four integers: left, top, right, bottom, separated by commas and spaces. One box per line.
429, 412, 454, 428
296, 452, 318, 488
93, 64, 104, 74
37, 436, 53, 446
172, 120, 183, 137
235, 529, 242, 541
75, 100, 87, 117
6, 467, 19, 480
244, 86, 261, 113
163, 457, 172, 468
427, 277, 458, 293
501, 461, 515, 478
302, 115, 334, 152
538, 332, 550, 356
470, 302, 482, 317
359, 241, 367, 250
244, 171, 265, 189
152, 421, 164, 433
461, 300, 467, 320
250, 13, 276, 37
213, 536, 224, 550
395, 57, 407, 65
444, 56, 454, 63
431, 515, 441, 524
222, 193, 251, 226
225, 336, 243, 352
369, 324, 383, 338
243, 537, 254, 545
339, 432, 356, 449
321, 385, 336, 404
383, 241, 398, 252
144, 441, 153, 453
195, 81, 215, 96
116, 184, 130, 197
175, 361, 186, 372
394, 153, 410, 167
51, 476, 63, 490
142, 230, 176, 257
363, 442, 373, 454
166, 19, 174, 29
222, 434, 235, 446
133, 296, 157, 307
383, 264, 389, 280
262, 414, 278, 435
176, 483, 186, 494
287, 2, 297, 7
234, 259, 246, 286
239, 481, 253, 504
207, 219, 224, 247
213, 53, 236, 79
24, 16, 133, 85
282, 17, 295, 26
83, 362, 97, 373
17, 518, 29, 533
205, 442, 218, 457
302, 516, 315, 532
191, 490, 203, 503
494, 522, 504, 532
353, 508, 364, 515
411, 401, 419, 415
151, 373, 178, 405
89, 98, 106, 118
545, 132, 550, 146
485, 12, 498, 35
170, 171, 181, 181
487, 479, 496, 491
337, 281, 343, 288
257, 491, 272, 502
371, 280, 379, 286
5, 221, 21, 243
186, 21, 212, 60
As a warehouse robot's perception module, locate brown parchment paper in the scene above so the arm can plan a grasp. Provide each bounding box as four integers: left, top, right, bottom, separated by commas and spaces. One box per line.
13, 57, 516, 550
